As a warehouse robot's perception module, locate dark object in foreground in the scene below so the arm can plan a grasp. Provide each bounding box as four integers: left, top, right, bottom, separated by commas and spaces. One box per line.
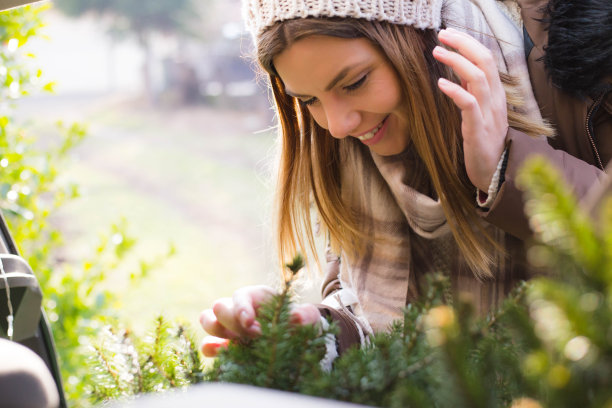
0, 210, 66, 407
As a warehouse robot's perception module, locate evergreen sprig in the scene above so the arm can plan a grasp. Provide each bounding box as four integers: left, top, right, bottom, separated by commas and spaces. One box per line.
87, 158, 612, 408
207, 253, 332, 391
86, 317, 204, 403
518, 157, 608, 285
302, 274, 448, 407
516, 158, 612, 407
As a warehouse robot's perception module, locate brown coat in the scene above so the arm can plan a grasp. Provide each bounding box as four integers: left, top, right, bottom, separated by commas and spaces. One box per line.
483, 0, 611, 239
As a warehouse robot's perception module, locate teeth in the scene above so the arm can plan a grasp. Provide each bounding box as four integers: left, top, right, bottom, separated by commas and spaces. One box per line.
358, 121, 384, 141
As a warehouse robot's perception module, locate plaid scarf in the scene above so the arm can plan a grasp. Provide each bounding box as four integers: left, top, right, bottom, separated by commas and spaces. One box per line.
322, 0, 542, 333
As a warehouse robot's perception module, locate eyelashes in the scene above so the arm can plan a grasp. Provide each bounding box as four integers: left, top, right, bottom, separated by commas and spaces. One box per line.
344, 74, 368, 92
300, 96, 317, 107
298, 73, 369, 107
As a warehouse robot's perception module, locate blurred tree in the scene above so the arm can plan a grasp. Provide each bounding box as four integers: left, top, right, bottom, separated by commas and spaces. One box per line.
1, 5, 174, 405
53, 0, 202, 102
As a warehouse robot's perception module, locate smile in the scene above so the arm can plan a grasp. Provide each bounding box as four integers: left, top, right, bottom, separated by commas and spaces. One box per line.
356, 116, 389, 143
357, 121, 384, 141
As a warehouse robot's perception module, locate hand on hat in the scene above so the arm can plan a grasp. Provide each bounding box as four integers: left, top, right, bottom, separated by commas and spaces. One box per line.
433, 27, 508, 193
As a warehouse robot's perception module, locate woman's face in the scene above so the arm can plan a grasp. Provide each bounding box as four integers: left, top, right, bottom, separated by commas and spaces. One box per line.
273, 35, 409, 156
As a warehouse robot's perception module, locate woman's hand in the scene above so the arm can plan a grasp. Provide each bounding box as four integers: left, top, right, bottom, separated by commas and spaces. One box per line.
199, 285, 321, 357
433, 27, 508, 192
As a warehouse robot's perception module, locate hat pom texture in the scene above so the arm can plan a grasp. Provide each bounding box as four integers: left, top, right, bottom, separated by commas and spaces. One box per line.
243, 0, 444, 40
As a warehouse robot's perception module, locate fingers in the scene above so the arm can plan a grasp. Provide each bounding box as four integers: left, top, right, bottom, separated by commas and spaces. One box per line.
437, 77, 483, 139
289, 303, 321, 326
435, 71, 480, 113
199, 308, 239, 339
199, 285, 321, 359
438, 28, 501, 89
432, 44, 493, 111
232, 285, 275, 332
200, 304, 321, 358
435, 28, 507, 114
211, 297, 246, 335
433, 27, 508, 191
201, 336, 230, 357
199, 285, 275, 341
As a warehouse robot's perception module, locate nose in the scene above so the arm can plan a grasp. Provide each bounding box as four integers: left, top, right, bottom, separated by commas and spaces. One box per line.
322, 99, 360, 139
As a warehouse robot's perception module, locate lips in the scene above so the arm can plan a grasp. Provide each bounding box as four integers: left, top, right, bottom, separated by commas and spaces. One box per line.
355, 116, 389, 146
357, 121, 384, 141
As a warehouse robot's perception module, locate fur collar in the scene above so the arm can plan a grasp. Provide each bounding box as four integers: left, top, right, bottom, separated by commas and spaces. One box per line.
543, 0, 612, 98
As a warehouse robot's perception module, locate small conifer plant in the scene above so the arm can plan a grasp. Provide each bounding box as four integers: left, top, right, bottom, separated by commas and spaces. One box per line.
206, 253, 334, 391
87, 158, 612, 407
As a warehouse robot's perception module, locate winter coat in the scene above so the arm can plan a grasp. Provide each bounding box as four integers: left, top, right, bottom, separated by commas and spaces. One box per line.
483, 0, 612, 239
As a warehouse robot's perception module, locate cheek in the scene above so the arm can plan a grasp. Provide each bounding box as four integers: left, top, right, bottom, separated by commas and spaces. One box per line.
307, 107, 329, 130
369, 81, 402, 113
385, 83, 403, 111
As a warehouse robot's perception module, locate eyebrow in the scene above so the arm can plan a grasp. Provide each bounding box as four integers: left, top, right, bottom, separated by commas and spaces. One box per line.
284, 64, 358, 98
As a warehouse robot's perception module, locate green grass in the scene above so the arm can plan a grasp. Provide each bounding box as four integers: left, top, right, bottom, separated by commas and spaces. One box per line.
51, 100, 282, 338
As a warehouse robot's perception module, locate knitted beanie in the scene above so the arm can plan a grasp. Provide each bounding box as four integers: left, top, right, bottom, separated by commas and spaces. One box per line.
242, 0, 445, 40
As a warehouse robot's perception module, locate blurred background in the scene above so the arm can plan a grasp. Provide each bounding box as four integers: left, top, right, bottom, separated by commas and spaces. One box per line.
12, 0, 311, 337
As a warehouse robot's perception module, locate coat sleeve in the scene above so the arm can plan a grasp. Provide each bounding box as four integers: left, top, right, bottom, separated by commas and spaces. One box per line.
479, 128, 606, 239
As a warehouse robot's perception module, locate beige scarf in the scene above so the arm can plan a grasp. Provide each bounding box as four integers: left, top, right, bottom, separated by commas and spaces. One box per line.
322, 0, 542, 333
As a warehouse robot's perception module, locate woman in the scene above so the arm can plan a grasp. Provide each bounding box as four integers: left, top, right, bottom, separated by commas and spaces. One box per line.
200, 0, 554, 356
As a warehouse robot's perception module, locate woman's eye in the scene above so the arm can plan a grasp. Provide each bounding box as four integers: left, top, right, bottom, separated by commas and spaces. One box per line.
344, 74, 368, 92
300, 97, 318, 106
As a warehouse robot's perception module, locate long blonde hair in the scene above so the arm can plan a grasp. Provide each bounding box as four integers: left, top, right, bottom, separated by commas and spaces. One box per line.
256, 18, 550, 279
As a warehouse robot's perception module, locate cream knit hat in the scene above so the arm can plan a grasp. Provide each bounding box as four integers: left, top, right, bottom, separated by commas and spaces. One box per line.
242, 0, 445, 40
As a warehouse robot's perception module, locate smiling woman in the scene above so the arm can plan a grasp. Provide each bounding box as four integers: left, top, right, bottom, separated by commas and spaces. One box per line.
200, 0, 554, 359
273, 35, 406, 156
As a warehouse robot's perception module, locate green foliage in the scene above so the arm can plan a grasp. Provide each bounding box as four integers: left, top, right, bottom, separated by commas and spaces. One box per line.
87, 158, 612, 408
0, 6, 173, 406
87, 271, 529, 407
204, 156, 612, 408
4, 15, 603, 403
0, 4, 52, 100
87, 316, 204, 403
207, 253, 332, 392
516, 157, 612, 407
519, 157, 608, 281
294, 275, 530, 408
86, 253, 329, 403
44, 219, 147, 404
302, 275, 448, 408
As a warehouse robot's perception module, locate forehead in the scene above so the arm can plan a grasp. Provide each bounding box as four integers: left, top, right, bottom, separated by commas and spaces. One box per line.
273, 35, 382, 94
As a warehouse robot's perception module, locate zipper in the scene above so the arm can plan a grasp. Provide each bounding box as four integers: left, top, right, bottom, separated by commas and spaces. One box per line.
586, 91, 607, 170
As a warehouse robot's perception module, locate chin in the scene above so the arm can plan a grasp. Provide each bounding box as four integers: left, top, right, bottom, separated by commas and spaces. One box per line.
371, 141, 409, 156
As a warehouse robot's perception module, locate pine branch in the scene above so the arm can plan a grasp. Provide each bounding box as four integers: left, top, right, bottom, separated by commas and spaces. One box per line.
518, 157, 606, 283
123, 330, 145, 393
401, 354, 436, 377
262, 253, 306, 388
148, 317, 177, 388
92, 342, 125, 395
84, 170, 612, 408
